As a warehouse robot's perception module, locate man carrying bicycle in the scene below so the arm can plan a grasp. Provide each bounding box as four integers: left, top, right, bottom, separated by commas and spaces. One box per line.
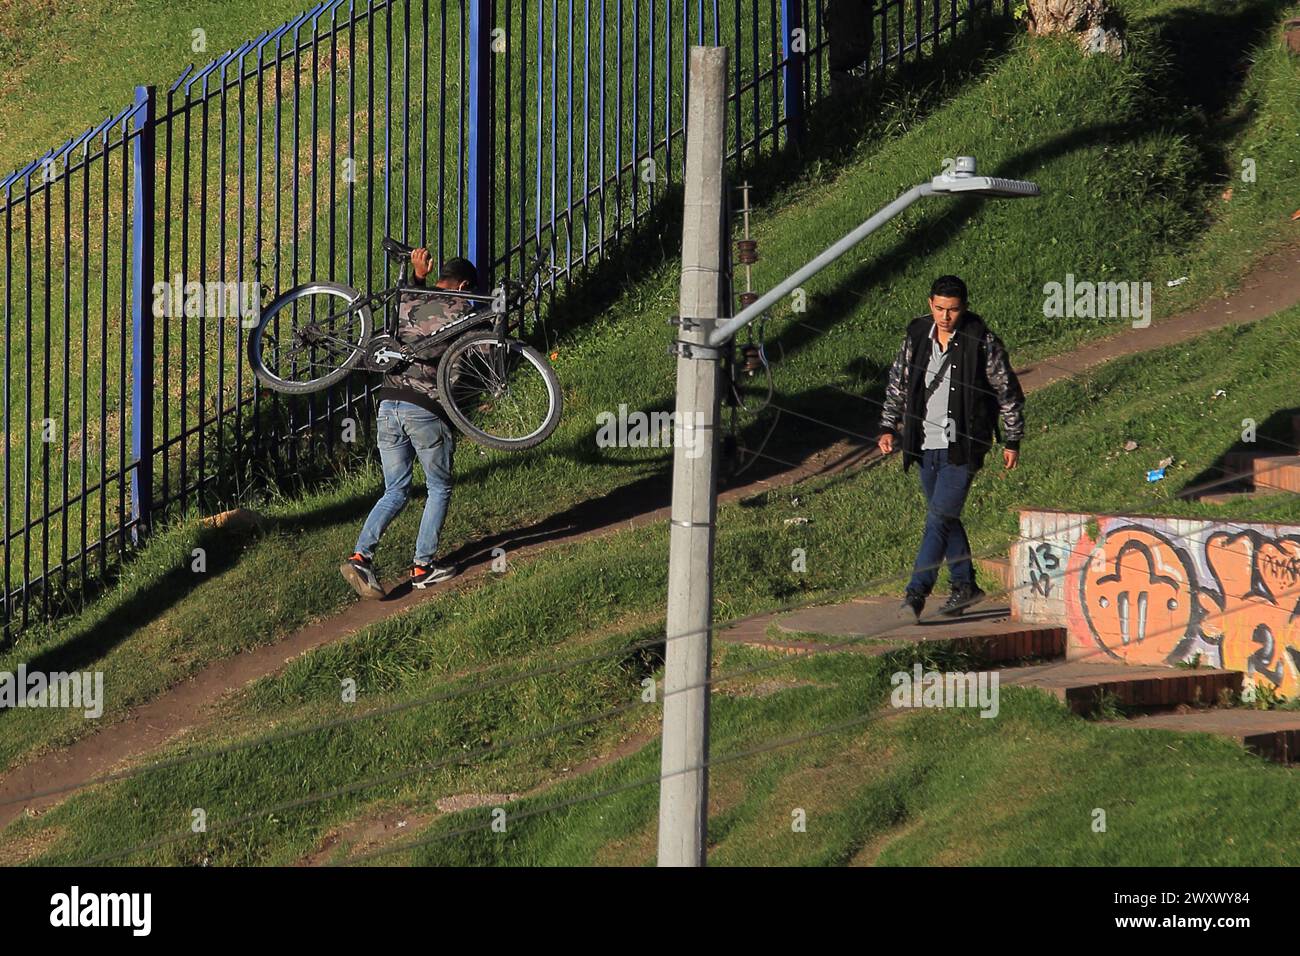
340, 251, 478, 598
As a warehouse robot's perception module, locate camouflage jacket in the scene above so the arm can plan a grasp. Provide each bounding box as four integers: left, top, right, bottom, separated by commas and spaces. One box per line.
377, 284, 477, 413
877, 311, 1025, 472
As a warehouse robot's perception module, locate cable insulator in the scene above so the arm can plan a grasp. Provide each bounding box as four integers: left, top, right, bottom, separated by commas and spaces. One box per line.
738, 291, 759, 310
735, 239, 759, 264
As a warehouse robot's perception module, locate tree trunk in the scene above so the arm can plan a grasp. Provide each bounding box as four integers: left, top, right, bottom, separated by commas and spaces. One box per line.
1025, 0, 1125, 57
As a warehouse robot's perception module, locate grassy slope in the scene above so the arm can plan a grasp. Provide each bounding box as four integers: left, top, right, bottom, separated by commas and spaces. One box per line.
0, 0, 328, 174
3, 0, 1299, 775
8, 300, 1300, 866
2, 0, 779, 614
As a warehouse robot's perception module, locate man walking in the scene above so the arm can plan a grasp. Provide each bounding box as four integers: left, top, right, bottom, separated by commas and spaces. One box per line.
340, 250, 479, 598
877, 275, 1025, 621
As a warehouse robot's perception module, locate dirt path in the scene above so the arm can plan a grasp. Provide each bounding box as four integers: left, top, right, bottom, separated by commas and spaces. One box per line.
2, 240, 1297, 834
1012, 244, 1300, 393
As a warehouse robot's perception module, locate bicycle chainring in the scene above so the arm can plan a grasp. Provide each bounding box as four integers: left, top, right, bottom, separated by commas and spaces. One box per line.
361, 334, 413, 373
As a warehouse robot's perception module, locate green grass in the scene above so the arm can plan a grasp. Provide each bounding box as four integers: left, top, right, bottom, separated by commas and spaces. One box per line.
1, 0, 803, 619
391, 653, 1300, 868
0, 0, 317, 173
5, 300, 1300, 866
5, 0, 1298, 624
3, 0, 1299, 796
3, 0, 1300, 866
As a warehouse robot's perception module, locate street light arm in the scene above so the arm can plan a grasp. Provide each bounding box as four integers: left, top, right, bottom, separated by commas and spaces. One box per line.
706, 156, 1041, 348
706, 181, 936, 348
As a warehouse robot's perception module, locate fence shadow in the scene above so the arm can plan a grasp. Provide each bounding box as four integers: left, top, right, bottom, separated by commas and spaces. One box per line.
15, 0, 1286, 646
0, 522, 258, 709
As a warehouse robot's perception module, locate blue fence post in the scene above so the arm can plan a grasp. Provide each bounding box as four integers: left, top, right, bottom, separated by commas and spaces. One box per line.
781, 0, 806, 146
468, 0, 493, 288
130, 85, 156, 543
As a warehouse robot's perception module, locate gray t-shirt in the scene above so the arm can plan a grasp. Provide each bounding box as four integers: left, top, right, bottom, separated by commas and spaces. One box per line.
921, 339, 954, 451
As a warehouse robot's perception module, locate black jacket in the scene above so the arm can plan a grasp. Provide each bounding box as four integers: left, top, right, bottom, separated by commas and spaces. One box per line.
877, 311, 1025, 472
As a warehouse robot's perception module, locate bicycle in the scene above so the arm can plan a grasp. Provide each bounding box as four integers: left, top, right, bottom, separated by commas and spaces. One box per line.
246, 238, 563, 451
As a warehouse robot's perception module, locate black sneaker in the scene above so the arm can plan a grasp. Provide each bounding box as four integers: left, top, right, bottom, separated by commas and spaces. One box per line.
410, 561, 457, 589
939, 583, 986, 617
898, 589, 926, 624
340, 552, 385, 599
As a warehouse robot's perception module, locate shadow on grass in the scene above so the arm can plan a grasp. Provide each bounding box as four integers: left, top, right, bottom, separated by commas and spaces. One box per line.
2, 21, 1018, 646
1180, 406, 1300, 500
9, 0, 1290, 646
762, 0, 1289, 361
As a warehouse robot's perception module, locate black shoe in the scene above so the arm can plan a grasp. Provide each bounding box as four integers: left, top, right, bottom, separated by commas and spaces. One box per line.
340, 552, 385, 599
898, 589, 926, 624
410, 561, 457, 589
939, 583, 986, 617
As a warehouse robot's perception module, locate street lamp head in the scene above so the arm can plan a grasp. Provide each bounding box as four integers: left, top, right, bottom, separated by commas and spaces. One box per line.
930, 156, 1040, 197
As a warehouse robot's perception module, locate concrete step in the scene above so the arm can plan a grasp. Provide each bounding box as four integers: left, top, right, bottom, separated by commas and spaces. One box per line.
1111, 709, 1300, 764
739, 596, 1066, 663
1219, 451, 1300, 493
1252, 454, 1300, 493
1223, 449, 1264, 473
1002, 661, 1241, 715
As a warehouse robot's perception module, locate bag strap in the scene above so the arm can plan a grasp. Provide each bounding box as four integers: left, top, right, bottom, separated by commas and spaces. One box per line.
921, 344, 955, 405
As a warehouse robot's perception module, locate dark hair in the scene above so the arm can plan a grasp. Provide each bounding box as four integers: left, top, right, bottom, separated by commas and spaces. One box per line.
439, 256, 478, 288
929, 275, 968, 303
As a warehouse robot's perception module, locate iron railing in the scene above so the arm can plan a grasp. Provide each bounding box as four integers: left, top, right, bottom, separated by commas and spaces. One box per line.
0, 0, 999, 640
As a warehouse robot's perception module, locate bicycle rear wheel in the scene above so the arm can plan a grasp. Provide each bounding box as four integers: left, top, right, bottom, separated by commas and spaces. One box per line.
247, 281, 372, 394
436, 332, 563, 451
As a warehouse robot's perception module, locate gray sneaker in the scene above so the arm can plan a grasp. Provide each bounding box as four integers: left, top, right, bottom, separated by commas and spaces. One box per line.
410, 561, 457, 589
341, 552, 385, 599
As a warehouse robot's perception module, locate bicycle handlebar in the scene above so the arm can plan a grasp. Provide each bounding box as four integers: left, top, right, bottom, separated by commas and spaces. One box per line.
377, 239, 555, 321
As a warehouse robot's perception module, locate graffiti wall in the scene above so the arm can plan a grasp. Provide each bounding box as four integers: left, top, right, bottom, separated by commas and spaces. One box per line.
1011, 511, 1300, 695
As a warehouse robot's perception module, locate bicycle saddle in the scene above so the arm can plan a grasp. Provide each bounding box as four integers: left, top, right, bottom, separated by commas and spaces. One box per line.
382, 237, 415, 262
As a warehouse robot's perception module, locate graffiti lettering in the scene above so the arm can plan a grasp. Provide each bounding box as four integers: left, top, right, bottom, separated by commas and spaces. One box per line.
1065, 522, 1300, 695
1027, 542, 1061, 597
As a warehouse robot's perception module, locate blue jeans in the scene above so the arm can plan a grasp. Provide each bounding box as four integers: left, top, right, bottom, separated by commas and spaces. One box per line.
355, 400, 455, 566
906, 447, 975, 595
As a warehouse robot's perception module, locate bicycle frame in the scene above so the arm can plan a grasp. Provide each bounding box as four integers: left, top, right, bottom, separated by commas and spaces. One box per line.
287, 249, 549, 368
248, 247, 564, 449
376, 252, 548, 353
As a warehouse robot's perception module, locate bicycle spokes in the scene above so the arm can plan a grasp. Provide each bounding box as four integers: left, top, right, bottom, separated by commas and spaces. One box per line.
444, 339, 556, 444
249, 283, 371, 393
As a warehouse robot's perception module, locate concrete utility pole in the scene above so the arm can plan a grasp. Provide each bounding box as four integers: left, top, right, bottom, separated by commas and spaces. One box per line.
654, 145, 1039, 864
657, 45, 727, 868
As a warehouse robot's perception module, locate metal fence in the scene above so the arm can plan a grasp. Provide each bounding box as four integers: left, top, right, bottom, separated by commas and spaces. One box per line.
0, 0, 998, 640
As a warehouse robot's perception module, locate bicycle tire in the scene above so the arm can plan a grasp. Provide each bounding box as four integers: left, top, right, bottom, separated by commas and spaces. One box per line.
247, 281, 372, 395
436, 332, 563, 451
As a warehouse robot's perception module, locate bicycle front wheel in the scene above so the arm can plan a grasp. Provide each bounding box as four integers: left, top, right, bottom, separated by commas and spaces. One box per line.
436, 332, 563, 451
247, 281, 372, 394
